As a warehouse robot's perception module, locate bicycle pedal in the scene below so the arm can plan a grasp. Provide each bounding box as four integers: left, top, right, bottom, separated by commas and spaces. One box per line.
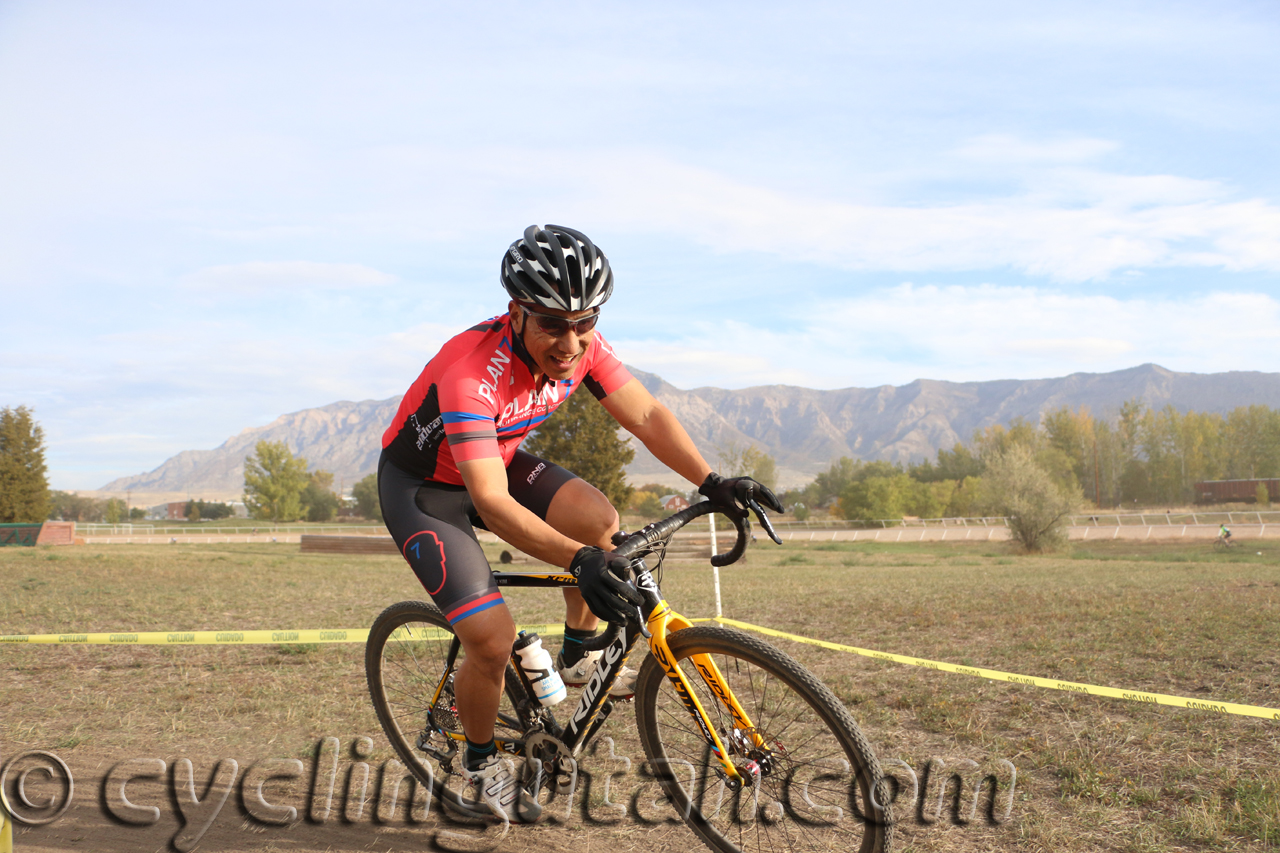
417, 732, 457, 764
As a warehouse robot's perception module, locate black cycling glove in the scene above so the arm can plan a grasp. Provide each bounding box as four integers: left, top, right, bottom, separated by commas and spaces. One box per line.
570, 546, 643, 625
698, 472, 785, 519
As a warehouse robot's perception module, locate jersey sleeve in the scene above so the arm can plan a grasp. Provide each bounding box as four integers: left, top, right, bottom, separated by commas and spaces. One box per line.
582, 331, 633, 400
437, 362, 502, 463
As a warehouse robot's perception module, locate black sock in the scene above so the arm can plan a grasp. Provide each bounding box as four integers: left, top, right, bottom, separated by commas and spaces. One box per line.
465, 738, 496, 771
560, 624, 596, 666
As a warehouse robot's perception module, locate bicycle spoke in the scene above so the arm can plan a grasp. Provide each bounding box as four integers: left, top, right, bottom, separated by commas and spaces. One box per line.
637, 626, 890, 853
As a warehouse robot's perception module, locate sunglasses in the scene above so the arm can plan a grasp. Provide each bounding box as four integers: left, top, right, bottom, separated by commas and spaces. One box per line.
522, 307, 600, 337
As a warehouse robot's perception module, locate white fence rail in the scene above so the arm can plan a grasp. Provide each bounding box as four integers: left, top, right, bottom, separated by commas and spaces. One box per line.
781, 524, 1276, 543
77, 523, 385, 536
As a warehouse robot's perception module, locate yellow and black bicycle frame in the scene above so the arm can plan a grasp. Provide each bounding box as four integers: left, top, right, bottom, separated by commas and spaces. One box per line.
417, 567, 768, 786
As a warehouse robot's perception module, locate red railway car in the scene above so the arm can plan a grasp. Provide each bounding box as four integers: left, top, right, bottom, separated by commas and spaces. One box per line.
1194, 479, 1280, 504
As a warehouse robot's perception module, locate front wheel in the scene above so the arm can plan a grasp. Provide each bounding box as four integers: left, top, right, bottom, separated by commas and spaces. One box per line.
634, 626, 892, 853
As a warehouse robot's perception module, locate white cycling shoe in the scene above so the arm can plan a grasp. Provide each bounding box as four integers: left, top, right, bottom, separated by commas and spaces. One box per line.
556, 648, 637, 698
459, 754, 541, 823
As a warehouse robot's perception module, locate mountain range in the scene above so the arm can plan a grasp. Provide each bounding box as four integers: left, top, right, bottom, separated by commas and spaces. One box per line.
99, 363, 1280, 499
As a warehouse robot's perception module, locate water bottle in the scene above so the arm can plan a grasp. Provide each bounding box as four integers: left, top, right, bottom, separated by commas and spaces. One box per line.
512, 631, 567, 706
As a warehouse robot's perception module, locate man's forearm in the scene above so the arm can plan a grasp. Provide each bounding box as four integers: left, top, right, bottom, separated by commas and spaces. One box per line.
476, 495, 583, 569
629, 403, 713, 487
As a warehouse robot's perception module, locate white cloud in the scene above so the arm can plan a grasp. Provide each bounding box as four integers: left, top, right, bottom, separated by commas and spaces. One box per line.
611, 283, 1280, 389
1003, 338, 1135, 360
954, 134, 1119, 164
180, 261, 397, 293
578, 152, 1280, 281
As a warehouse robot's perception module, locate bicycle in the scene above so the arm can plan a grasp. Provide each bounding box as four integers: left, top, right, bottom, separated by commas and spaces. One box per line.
366, 500, 894, 853
1213, 534, 1236, 551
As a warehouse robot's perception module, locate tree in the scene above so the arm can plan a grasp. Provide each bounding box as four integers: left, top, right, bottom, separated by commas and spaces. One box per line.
813, 457, 859, 506
839, 475, 909, 521
715, 441, 778, 490
523, 390, 634, 511
1225, 406, 1280, 479
186, 499, 202, 522
0, 406, 50, 523
104, 497, 127, 524
972, 417, 1041, 460
909, 443, 984, 483
48, 490, 104, 522
1257, 482, 1271, 507
983, 444, 1079, 552
629, 490, 665, 519
945, 476, 987, 518
303, 470, 340, 522
838, 473, 959, 522
906, 479, 957, 519
352, 473, 381, 521
243, 440, 309, 522
194, 501, 234, 520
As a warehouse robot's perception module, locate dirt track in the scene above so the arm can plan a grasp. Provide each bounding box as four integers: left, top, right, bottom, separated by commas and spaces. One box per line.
4, 743, 696, 853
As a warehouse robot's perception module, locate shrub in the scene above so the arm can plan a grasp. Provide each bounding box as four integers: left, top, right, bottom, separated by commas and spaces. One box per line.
983, 444, 1080, 552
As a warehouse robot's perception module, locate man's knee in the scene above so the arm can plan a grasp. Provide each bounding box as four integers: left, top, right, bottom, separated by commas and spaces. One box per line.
583, 488, 620, 539
455, 606, 517, 672
463, 626, 517, 671
547, 479, 619, 547
570, 484, 619, 541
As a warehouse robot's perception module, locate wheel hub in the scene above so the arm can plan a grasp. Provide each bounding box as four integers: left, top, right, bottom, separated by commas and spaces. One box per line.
727, 726, 777, 777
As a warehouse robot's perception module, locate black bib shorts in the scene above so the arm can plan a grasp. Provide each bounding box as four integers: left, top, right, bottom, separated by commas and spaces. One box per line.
377, 448, 576, 624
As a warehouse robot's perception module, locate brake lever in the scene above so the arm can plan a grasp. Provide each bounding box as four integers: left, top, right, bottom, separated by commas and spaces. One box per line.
618, 549, 652, 639
746, 497, 783, 545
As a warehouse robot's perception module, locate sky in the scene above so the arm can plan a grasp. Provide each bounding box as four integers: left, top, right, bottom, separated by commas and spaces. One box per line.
2, 1, 1279, 490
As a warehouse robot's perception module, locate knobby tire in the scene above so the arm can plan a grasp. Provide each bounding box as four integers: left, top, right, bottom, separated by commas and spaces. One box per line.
634, 626, 892, 853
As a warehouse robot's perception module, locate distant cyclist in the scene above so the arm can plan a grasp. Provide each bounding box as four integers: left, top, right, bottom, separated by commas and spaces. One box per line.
377, 224, 782, 821
1219, 523, 1232, 544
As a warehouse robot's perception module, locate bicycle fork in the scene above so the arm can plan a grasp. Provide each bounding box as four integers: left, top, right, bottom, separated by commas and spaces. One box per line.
645, 600, 767, 790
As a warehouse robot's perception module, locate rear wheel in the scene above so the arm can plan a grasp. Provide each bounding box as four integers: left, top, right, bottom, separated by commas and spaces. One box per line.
634, 626, 892, 853
365, 600, 531, 818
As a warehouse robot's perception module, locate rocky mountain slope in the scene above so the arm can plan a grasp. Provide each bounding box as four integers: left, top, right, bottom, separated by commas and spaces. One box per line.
100, 363, 1280, 496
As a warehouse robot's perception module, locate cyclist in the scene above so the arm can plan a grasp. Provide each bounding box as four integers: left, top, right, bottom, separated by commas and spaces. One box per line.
377, 224, 782, 821
1219, 523, 1232, 544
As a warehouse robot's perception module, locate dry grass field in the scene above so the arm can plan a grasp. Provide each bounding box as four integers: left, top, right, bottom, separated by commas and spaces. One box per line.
2, 537, 1278, 852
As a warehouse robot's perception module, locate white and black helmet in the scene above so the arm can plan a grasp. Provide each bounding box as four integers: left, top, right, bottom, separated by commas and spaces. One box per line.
500, 224, 613, 312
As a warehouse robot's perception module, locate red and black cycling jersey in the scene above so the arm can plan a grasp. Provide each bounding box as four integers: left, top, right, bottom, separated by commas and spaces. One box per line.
381, 314, 633, 484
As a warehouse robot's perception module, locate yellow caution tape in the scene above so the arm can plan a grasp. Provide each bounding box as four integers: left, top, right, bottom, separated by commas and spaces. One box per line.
0, 625, 564, 646
0, 629, 366, 645
9, 615, 1274, 721
712, 617, 1280, 722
